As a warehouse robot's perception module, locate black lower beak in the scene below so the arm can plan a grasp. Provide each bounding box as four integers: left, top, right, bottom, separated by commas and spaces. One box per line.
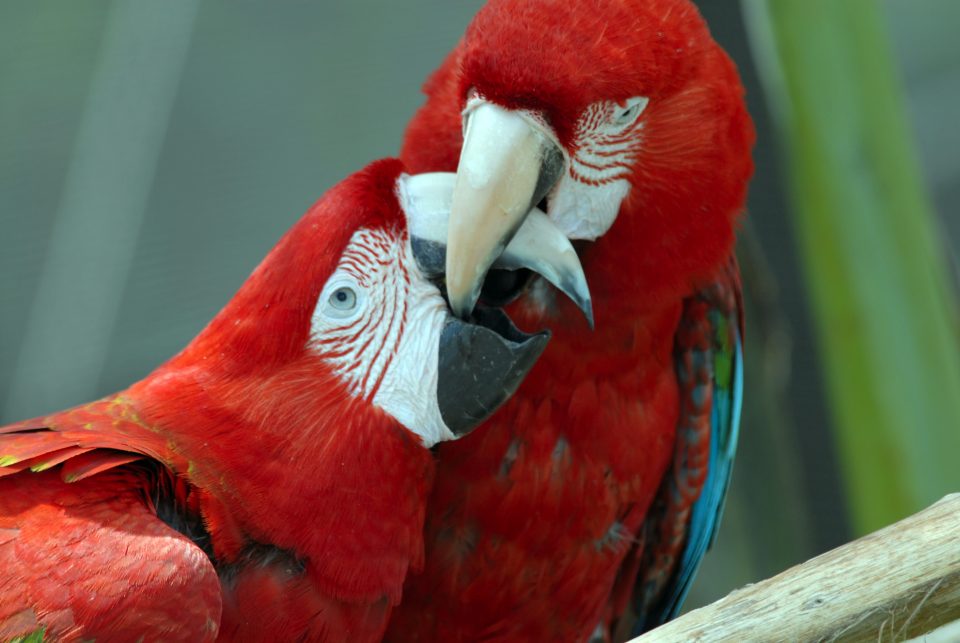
436, 307, 549, 437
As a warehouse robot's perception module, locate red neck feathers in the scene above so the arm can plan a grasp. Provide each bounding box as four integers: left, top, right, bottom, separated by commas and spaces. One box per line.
129, 352, 433, 605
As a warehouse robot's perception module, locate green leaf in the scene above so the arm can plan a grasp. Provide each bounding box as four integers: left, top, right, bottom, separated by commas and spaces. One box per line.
743, 0, 960, 533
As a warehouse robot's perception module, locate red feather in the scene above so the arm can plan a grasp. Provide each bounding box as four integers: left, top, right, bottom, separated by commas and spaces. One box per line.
0, 469, 221, 642
390, 0, 754, 639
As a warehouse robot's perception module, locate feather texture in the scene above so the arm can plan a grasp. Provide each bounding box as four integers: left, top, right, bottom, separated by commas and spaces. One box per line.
389, 0, 754, 639
626, 258, 744, 634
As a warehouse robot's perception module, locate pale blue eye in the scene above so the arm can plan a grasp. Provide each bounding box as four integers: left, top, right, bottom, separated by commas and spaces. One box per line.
329, 287, 357, 311
615, 105, 639, 124
612, 97, 649, 127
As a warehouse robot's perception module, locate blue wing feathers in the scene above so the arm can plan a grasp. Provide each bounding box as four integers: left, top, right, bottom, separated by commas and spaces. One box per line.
653, 327, 742, 624
632, 276, 744, 634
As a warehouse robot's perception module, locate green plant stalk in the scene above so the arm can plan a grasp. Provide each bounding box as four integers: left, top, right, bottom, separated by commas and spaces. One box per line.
742, 0, 960, 533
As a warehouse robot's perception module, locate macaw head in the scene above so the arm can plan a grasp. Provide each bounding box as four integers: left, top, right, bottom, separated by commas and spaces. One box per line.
173, 159, 588, 448
414, 0, 755, 318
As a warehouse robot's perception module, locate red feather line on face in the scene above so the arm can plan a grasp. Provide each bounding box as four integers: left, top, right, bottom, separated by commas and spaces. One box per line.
567, 102, 644, 186
311, 227, 412, 403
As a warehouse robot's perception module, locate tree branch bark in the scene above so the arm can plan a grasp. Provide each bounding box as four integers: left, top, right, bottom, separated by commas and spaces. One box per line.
634, 494, 960, 642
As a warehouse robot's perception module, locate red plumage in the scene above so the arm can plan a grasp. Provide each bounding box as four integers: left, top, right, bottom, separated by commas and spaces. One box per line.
0, 469, 221, 642
0, 160, 441, 641
388, 0, 754, 639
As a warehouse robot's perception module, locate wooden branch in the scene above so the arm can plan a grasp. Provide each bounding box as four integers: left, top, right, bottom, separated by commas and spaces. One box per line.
634, 494, 960, 642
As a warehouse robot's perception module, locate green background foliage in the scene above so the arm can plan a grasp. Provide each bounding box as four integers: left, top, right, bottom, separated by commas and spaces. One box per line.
745, 0, 960, 533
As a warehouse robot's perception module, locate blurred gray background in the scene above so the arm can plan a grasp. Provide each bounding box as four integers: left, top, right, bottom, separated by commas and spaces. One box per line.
1, 0, 957, 610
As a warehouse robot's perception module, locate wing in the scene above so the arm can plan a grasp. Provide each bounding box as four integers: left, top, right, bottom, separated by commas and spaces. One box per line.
0, 469, 221, 641
624, 256, 744, 635
0, 394, 170, 482
0, 398, 221, 640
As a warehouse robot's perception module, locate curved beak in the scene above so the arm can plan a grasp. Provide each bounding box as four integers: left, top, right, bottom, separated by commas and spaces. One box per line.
397, 168, 589, 439
445, 101, 566, 319
400, 172, 592, 327
436, 309, 549, 437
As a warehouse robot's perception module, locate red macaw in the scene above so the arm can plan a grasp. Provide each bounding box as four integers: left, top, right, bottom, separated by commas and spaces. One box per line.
388, 0, 754, 639
0, 159, 590, 641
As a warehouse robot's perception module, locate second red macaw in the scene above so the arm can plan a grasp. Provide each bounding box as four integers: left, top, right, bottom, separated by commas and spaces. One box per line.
389, 0, 754, 639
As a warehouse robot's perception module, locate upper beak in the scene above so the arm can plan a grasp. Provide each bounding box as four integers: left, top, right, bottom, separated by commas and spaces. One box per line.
445, 101, 567, 320
400, 172, 592, 327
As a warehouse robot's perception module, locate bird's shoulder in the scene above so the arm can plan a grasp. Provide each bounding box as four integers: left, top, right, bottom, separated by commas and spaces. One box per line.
0, 468, 221, 641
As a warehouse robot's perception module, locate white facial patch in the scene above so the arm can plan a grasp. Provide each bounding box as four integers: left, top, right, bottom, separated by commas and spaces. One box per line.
309, 228, 455, 447
549, 175, 631, 241
548, 97, 648, 241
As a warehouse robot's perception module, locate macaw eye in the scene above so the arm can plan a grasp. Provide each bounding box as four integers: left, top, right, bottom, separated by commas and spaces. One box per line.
328, 287, 357, 312
319, 280, 363, 322
611, 97, 649, 127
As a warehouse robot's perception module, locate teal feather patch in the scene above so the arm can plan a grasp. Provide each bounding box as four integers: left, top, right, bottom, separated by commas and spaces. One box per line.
633, 261, 744, 633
